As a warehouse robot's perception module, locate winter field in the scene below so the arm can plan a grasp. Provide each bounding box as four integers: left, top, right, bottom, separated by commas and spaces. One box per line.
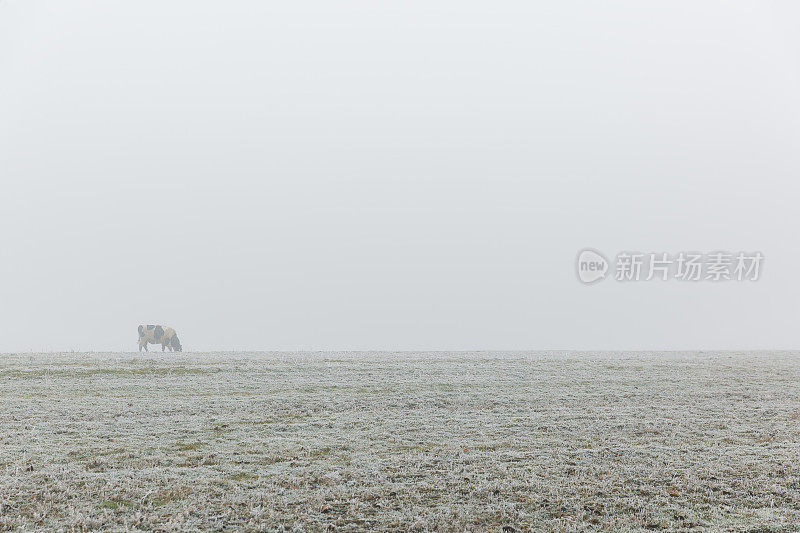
1, 351, 800, 531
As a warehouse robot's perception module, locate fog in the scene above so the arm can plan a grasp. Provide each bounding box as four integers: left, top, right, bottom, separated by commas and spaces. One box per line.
1, 1, 799, 352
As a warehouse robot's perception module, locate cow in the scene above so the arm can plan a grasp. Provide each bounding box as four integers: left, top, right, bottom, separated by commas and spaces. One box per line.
138, 324, 182, 352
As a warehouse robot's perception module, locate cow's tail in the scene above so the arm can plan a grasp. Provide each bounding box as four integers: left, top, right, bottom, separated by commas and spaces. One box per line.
138, 325, 144, 337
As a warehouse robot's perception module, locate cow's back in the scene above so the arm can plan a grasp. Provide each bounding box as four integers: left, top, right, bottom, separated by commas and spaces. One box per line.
138, 324, 166, 343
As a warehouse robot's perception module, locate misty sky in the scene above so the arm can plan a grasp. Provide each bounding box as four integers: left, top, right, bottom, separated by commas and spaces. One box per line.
1, 1, 799, 352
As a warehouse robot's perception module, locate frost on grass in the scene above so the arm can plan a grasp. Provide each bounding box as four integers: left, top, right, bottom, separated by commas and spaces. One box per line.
1, 351, 800, 531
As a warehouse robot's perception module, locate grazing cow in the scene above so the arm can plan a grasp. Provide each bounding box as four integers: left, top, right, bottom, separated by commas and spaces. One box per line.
138, 324, 182, 352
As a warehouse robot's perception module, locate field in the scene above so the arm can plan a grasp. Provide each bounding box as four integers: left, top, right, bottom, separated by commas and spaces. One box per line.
1, 351, 800, 531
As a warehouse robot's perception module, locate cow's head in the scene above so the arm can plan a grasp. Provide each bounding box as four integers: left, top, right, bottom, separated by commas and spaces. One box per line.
171, 335, 183, 352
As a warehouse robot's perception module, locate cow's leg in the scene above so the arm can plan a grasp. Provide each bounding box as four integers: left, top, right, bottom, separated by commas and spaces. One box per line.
162, 343, 166, 351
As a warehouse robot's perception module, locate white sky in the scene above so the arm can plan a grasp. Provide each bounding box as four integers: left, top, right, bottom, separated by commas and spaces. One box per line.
1, 1, 799, 352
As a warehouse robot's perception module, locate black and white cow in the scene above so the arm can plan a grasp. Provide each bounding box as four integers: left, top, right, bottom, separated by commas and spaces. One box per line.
138, 324, 182, 352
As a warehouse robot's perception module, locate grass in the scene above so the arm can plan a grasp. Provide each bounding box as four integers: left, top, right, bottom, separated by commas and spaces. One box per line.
175, 441, 204, 451
1, 350, 799, 530
228, 471, 258, 481
99, 499, 134, 511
